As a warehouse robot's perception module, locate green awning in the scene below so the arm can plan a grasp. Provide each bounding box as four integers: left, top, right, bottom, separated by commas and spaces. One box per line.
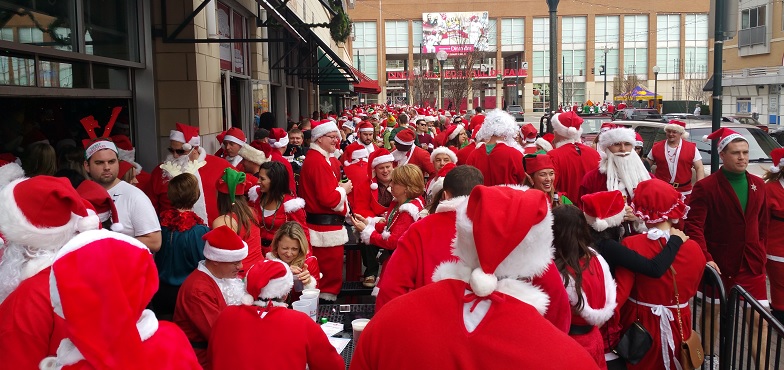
316, 49, 355, 93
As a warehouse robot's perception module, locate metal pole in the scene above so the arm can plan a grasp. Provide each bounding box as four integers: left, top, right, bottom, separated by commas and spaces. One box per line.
711, 0, 724, 174
562, 55, 565, 105
603, 48, 608, 104
548, 0, 559, 113
654, 72, 658, 111
419, 43, 423, 106
439, 60, 445, 109
516, 55, 520, 104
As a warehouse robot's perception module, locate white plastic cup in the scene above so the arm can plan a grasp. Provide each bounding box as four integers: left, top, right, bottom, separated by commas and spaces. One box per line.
352, 318, 370, 346
299, 297, 318, 321
292, 300, 310, 316
301, 288, 320, 300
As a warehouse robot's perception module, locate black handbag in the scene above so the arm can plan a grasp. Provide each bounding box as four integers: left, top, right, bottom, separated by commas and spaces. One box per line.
613, 321, 653, 364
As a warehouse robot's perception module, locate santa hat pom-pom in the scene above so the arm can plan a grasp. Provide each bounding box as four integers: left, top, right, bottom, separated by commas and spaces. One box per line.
110, 223, 125, 232
370, 182, 378, 190
770, 166, 781, 173
701, 135, 709, 142
39, 357, 58, 370
593, 218, 609, 232
182, 143, 192, 151
682, 131, 690, 140
567, 127, 578, 135
469, 267, 498, 297
344, 160, 351, 167
77, 213, 101, 233
241, 294, 255, 306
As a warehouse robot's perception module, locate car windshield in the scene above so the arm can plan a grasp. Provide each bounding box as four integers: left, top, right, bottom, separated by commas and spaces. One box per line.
580, 118, 606, 134
686, 127, 781, 164
507, 106, 522, 112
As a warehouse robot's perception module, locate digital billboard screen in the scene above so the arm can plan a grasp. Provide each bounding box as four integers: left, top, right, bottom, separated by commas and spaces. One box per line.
421, 12, 490, 54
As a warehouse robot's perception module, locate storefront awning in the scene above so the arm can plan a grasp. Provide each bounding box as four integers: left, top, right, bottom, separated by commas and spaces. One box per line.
349, 65, 381, 94
257, 0, 307, 43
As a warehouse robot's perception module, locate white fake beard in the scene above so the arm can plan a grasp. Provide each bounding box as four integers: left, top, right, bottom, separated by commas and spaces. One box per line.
0, 243, 55, 304
602, 149, 651, 198
215, 277, 247, 306
392, 150, 408, 165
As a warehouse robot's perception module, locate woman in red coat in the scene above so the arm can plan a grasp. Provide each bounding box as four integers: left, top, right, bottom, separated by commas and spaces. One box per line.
765, 148, 784, 323
268, 221, 320, 302
249, 161, 308, 256
352, 164, 425, 270
552, 205, 616, 369
618, 179, 706, 369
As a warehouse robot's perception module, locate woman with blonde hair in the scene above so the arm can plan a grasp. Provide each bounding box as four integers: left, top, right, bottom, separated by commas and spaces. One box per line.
352, 164, 426, 273
268, 221, 320, 299
765, 148, 784, 323
213, 168, 262, 278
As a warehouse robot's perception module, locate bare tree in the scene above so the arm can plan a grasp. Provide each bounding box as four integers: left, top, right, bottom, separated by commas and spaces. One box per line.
612, 73, 643, 105
443, 49, 486, 110
559, 75, 576, 106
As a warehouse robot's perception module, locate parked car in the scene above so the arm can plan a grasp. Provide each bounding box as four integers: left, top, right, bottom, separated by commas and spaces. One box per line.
613, 119, 781, 178
722, 115, 769, 132
579, 116, 613, 146
612, 108, 665, 121
506, 105, 525, 121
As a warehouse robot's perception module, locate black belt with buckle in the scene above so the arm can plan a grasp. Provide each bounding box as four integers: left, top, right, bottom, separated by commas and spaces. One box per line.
670, 181, 691, 189
306, 213, 345, 226
772, 214, 784, 223
569, 324, 594, 336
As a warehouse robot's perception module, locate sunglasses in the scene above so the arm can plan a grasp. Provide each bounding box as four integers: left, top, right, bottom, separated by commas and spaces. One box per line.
167, 147, 189, 155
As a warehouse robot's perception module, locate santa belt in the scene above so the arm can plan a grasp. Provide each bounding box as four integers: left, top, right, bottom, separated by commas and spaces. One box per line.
568, 324, 594, 335
628, 298, 688, 370
670, 180, 691, 189
306, 213, 345, 226
771, 214, 784, 223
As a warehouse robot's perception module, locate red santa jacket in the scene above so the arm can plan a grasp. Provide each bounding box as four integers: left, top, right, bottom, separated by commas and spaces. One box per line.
360, 197, 425, 252
400, 147, 436, 179
466, 142, 526, 186
766, 180, 784, 258
351, 279, 599, 370
685, 170, 768, 278
344, 160, 371, 215
0, 267, 66, 369
299, 145, 348, 247
173, 268, 227, 369
548, 142, 601, 208
456, 142, 477, 165
649, 140, 697, 191
209, 305, 344, 370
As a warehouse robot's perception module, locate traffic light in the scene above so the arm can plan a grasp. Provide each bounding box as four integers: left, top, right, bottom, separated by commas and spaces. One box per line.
599, 65, 606, 76
591, 68, 595, 75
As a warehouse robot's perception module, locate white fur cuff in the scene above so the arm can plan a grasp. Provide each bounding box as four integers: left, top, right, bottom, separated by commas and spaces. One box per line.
330, 186, 347, 213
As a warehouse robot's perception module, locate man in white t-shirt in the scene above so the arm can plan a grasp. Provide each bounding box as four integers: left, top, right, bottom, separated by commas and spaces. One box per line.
83, 139, 162, 252
645, 120, 705, 196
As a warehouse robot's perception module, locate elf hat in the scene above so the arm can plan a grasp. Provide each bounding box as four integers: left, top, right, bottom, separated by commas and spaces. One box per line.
550, 111, 584, 141
704, 127, 747, 153
450, 185, 553, 298
580, 190, 626, 232
343, 142, 370, 166
521, 123, 538, 142
0, 176, 100, 250
394, 129, 416, 146
267, 128, 289, 149
169, 123, 201, 151
631, 178, 689, 224
202, 225, 248, 263
523, 154, 555, 176
216, 168, 253, 203
241, 259, 293, 304
76, 180, 124, 232
430, 146, 457, 165
770, 147, 784, 173
311, 119, 339, 141
223, 127, 247, 147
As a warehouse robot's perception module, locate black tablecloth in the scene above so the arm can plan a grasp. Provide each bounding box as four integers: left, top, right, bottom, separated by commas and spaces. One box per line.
317, 304, 375, 369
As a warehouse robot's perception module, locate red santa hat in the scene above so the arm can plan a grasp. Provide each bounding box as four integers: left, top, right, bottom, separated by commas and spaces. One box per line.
440, 185, 554, 303
664, 119, 689, 139
598, 127, 637, 153
110, 135, 142, 172
0, 176, 100, 250
770, 147, 784, 173
223, 127, 247, 147
368, 149, 395, 188
600, 122, 615, 133
357, 121, 374, 133
631, 178, 689, 224
522, 154, 554, 176
169, 123, 201, 151
430, 146, 457, 165
311, 119, 339, 141
447, 123, 466, 141
118, 160, 135, 180
550, 111, 584, 141
521, 123, 537, 143
267, 128, 289, 149
634, 132, 644, 148
0, 153, 24, 188
45, 229, 159, 370
468, 114, 485, 131
703, 127, 747, 153
238, 141, 270, 166
394, 129, 416, 146
474, 109, 518, 142
241, 259, 293, 305
343, 142, 370, 166
202, 225, 249, 263
580, 190, 626, 232
535, 137, 553, 152
76, 180, 124, 232
437, 162, 456, 178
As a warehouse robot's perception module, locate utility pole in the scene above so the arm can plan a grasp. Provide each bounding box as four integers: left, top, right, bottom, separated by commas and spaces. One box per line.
547, 0, 559, 113
711, 0, 725, 174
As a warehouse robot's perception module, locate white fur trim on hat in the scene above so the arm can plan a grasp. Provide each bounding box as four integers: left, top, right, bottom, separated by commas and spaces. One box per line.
372, 154, 395, 169
224, 135, 246, 147
169, 130, 200, 148
352, 148, 370, 161
598, 127, 637, 153
238, 145, 269, 166
535, 137, 553, 152
269, 135, 289, 149
717, 133, 746, 153
308, 228, 348, 247
448, 124, 466, 141
0, 162, 24, 188
203, 240, 249, 262
550, 113, 582, 141
584, 209, 626, 232
430, 146, 457, 164
85, 141, 118, 159
311, 121, 340, 140
394, 135, 415, 146
260, 259, 295, 300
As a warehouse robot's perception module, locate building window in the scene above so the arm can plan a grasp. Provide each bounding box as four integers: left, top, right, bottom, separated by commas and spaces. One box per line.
562, 50, 586, 77
685, 47, 708, 74
385, 21, 408, 49
623, 15, 648, 42
657, 14, 681, 43
595, 16, 620, 43
386, 59, 405, 70
412, 20, 423, 51
656, 47, 680, 76
562, 17, 586, 44
485, 19, 497, 49
533, 18, 549, 45
741, 6, 766, 29
533, 83, 550, 112
737, 98, 752, 113
501, 18, 525, 46
685, 14, 709, 41
353, 22, 377, 48
623, 48, 647, 76
354, 54, 378, 80
595, 48, 619, 76
533, 50, 550, 77
562, 82, 585, 105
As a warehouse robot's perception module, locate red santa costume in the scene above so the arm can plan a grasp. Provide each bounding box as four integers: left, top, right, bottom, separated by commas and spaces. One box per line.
647, 120, 701, 195
350, 186, 598, 370
580, 127, 651, 203
209, 259, 344, 370
0, 176, 100, 369
521, 123, 539, 154
547, 111, 601, 208
352, 149, 396, 218
766, 148, 784, 319
267, 128, 298, 195
467, 112, 485, 133
144, 123, 232, 224
359, 196, 425, 253
246, 190, 308, 255
685, 128, 769, 305
299, 119, 349, 301
112, 134, 151, 189
391, 129, 436, 178
617, 179, 706, 370
425, 148, 457, 204
355, 121, 380, 155
174, 226, 248, 369
40, 230, 200, 370
466, 110, 527, 186
342, 142, 371, 212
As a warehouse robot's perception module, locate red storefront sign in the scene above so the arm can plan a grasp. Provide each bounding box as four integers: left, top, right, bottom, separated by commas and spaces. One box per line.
387, 68, 528, 80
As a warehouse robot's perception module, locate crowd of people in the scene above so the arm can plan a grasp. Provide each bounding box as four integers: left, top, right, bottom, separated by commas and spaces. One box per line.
0, 102, 780, 370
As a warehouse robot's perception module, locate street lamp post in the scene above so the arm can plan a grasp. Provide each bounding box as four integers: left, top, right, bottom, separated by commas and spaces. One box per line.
547, 0, 559, 113
436, 50, 448, 109
602, 46, 611, 104
653, 65, 660, 112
